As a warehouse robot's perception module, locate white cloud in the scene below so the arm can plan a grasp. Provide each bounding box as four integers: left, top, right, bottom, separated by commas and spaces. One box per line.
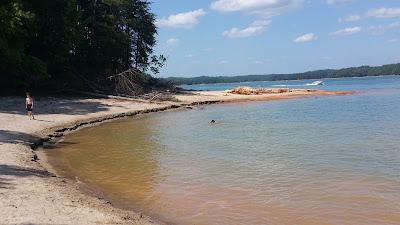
331, 26, 361, 35
388, 21, 400, 29
247, 57, 268, 64
223, 20, 271, 38
387, 39, 398, 43
293, 33, 318, 43
367, 7, 400, 19
326, 0, 355, 5
185, 54, 193, 58
369, 21, 400, 35
156, 9, 207, 28
218, 60, 229, 64
166, 38, 179, 46
253, 60, 264, 64
338, 14, 360, 22
210, 0, 303, 17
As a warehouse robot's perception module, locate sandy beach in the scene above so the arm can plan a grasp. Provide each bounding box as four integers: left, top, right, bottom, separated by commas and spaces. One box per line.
0, 89, 351, 224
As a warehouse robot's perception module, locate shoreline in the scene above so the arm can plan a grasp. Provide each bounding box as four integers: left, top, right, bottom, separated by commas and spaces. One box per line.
176, 74, 400, 86
0, 89, 352, 224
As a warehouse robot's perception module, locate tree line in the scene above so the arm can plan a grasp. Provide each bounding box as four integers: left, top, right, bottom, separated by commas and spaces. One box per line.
0, 0, 165, 92
167, 63, 400, 85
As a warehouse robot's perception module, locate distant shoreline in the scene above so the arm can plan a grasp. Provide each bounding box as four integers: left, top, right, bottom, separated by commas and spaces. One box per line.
179, 74, 400, 87
0, 89, 352, 224
166, 63, 400, 85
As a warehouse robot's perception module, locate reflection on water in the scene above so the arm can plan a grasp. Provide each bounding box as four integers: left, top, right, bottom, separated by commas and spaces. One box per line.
46, 77, 400, 225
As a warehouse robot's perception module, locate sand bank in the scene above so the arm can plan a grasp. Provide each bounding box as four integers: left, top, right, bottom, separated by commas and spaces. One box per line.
0, 89, 351, 224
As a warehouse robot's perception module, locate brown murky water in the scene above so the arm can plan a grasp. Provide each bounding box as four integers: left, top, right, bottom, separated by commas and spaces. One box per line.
46, 94, 400, 225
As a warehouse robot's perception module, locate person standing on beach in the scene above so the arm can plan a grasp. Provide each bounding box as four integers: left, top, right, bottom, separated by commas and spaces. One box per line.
26, 92, 35, 120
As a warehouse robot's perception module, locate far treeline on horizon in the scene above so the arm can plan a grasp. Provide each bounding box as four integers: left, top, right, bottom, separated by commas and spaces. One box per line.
167, 63, 400, 85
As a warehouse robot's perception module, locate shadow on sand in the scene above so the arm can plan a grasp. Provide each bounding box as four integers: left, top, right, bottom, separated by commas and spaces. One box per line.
0, 129, 78, 190
0, 97, 126, 116
0, 130, 41, 146
0, 164, 52, 189
0, 130, 54, 189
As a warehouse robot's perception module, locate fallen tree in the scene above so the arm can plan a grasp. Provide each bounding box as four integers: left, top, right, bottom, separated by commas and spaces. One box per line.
70, 68, 181, 102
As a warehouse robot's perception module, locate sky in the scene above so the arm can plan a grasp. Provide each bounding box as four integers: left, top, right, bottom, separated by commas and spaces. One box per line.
151, 0, 400, 78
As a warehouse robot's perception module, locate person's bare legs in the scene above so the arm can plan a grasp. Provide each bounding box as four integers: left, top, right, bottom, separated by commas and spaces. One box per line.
28, 111, 34, 120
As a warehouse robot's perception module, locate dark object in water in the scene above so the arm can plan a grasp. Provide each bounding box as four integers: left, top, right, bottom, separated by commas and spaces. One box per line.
210, 120, 216, 123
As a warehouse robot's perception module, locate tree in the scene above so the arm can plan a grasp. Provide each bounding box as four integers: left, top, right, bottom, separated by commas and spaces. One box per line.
0, 0, 39, 88
23, 0, 80, 86
0, 0, 166, 92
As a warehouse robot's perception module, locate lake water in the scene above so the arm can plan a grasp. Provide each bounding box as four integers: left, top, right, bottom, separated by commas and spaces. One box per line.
46, 76, 400, 225
180, 75, 400, 92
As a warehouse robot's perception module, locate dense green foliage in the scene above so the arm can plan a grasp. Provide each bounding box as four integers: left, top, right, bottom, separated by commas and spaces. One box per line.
167, 63, 400, 85
0, 0, 164, 91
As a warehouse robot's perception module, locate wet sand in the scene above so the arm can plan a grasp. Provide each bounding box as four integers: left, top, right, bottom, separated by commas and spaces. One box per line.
0, 89, 351, 224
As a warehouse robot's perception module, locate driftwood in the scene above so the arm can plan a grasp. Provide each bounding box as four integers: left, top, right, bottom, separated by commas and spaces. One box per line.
228, 86, 290, 95
76, 91, 152, 103
76, 91, 181, 103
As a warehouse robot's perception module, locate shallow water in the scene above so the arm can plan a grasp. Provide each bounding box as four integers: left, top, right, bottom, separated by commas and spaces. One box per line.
46, 76, 400, 225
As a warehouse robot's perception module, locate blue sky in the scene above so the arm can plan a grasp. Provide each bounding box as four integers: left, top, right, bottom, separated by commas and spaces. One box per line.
151, 0, 400, 78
